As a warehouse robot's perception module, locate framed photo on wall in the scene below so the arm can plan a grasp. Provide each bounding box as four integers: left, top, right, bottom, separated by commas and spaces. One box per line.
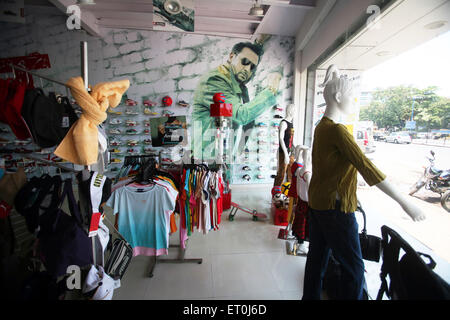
150, 116, 187, 147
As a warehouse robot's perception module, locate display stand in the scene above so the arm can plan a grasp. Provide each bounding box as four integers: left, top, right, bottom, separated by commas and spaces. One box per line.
148, 239, 202, 278
11, 41, 103, 267
146, 161, 204, 278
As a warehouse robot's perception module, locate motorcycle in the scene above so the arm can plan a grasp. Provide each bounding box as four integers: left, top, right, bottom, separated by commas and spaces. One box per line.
409, 150, 450, 212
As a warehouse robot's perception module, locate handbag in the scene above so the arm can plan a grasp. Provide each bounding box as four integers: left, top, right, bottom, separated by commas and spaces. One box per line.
104, 238, 133, 281
357, 205, 382, 262
37, 179, 93, 278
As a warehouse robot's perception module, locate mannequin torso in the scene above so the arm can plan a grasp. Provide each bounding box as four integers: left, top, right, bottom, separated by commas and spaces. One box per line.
311, 65, 425, 222
278, 104, 295, 165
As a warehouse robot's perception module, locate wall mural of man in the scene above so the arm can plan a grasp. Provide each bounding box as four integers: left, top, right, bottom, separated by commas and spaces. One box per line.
192, 40, 282, 162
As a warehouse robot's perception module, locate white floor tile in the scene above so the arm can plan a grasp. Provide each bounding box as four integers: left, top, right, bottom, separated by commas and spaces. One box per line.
280, 290, 302, 300
112, 183, 401, 301
210, 253, 280, 298
144, 257, 214, 300
260, 251, 307, 292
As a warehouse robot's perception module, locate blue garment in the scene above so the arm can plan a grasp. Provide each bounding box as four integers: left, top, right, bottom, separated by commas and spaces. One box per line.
106, 184, 177, 256
302, 202, 365, 300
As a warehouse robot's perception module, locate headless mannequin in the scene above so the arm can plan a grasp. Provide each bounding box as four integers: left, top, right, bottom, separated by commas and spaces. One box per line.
302, 65, 425, 301
293, 146, 311, 255
273, 104, 295, 187
321, 65, 425, 222
296, 147, 312, 200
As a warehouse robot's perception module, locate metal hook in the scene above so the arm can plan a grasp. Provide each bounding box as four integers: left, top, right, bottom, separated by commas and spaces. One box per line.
10, 65, 16, 79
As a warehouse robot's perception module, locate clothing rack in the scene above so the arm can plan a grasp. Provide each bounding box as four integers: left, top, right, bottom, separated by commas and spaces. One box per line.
9, 63, 69, 88
149, 158, 203, 278
147, 161, 231, 278
12, 42, 101, 267
149, 240, 202, 278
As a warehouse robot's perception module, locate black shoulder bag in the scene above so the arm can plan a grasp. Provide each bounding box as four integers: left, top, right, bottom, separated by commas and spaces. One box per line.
357, 205, 382, 262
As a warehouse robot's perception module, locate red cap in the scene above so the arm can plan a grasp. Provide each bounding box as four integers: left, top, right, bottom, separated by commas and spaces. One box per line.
2, 80, 31, 140
162, 96, 173, 106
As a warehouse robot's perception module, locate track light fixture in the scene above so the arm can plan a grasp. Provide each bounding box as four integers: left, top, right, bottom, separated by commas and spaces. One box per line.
249, 0, 264, 17
76, 0, 96, 5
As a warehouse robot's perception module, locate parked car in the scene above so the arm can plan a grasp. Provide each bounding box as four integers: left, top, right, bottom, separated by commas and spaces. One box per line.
373, 132, 387, 141
416, 132, 429, 139
356, 129, 376, 153
433, 133, 449, 140
386, 132, 412, 144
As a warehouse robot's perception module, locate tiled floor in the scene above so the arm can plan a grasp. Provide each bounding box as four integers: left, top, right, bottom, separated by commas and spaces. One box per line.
110, 184, 450, 300
112, 184, 308, 300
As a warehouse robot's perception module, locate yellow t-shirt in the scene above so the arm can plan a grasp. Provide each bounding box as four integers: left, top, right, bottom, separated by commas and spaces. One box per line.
308, 117, 386, 213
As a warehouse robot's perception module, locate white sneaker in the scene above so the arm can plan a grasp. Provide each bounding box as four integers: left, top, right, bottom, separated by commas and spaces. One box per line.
297, 242, 309, 256
109, 119, 122, 125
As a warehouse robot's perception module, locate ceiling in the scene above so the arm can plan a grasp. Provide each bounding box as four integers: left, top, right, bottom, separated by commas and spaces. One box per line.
44, 0, 317, 40
318, 0, 450, 71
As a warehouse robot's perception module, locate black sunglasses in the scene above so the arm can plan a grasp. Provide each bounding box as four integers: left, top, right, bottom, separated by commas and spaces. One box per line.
241, 58, 257, 71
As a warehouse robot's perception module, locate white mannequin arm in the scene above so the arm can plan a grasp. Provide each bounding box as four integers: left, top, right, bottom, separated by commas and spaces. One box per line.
304, 171, 312, 187
278, 121, 289, 164
375, 180, 426, 222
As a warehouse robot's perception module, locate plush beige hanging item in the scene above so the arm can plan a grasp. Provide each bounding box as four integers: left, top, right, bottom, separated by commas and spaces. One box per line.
54, 77, 130, 165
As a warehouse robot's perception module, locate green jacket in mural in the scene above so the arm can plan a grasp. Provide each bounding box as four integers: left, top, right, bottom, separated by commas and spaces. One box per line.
192, 64, 277, 161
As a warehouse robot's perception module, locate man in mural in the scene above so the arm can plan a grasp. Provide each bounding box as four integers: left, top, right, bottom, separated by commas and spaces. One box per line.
192, 41, 281, 162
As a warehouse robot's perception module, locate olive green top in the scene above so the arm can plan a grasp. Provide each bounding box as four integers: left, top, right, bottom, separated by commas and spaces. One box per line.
308, 117, 386, 213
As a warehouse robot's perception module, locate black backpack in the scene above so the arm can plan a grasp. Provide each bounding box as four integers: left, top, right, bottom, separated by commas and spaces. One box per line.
21, 89, 78, 148
377, 225, 450, 300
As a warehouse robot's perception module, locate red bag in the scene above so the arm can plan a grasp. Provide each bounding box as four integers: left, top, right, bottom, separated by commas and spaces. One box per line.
0, 200, 12, 219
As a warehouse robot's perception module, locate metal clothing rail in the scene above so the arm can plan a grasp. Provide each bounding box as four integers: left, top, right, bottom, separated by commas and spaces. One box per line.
22, 154, 79, 173
149, 239, 203, 278
9, 63, 69, 88
146, 162, 207, 277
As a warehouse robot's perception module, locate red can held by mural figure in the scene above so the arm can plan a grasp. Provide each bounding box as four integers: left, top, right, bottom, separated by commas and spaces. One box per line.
210, 93, 232, 117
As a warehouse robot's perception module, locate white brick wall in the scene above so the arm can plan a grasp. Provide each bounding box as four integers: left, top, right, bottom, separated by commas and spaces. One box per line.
118, 42, 142, 55
0, 10, 295, 184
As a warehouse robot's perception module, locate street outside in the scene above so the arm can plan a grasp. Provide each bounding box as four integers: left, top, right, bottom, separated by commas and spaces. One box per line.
356, 139, 450, 263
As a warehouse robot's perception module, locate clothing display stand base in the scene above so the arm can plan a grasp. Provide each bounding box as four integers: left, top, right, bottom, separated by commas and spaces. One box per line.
148, 240, 203, 278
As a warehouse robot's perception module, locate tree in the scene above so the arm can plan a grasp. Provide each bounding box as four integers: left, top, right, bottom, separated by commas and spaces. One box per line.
360, 86, 449, 131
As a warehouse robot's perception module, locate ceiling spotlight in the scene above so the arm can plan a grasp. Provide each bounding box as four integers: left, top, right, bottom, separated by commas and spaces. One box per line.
249, 0, 264, 17
76, 0, 96, 5
376, 51, 391, 57
164, 0, 182, 15
424, 20, 448, 30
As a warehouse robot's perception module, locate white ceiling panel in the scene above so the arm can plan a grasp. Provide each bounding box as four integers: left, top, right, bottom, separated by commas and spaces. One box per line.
256, 5, 309, 36
46, 0, 316, 39
319, 0, 450, 71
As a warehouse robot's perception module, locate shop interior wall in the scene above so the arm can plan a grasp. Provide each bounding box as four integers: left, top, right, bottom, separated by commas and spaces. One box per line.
0, 8, 296, 183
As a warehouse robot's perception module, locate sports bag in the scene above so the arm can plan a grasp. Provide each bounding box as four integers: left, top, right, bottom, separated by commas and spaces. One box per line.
21, 89, 78, 148
37, 179, 92, 278
377, 225, 450, 300
104, 238, 133, 280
